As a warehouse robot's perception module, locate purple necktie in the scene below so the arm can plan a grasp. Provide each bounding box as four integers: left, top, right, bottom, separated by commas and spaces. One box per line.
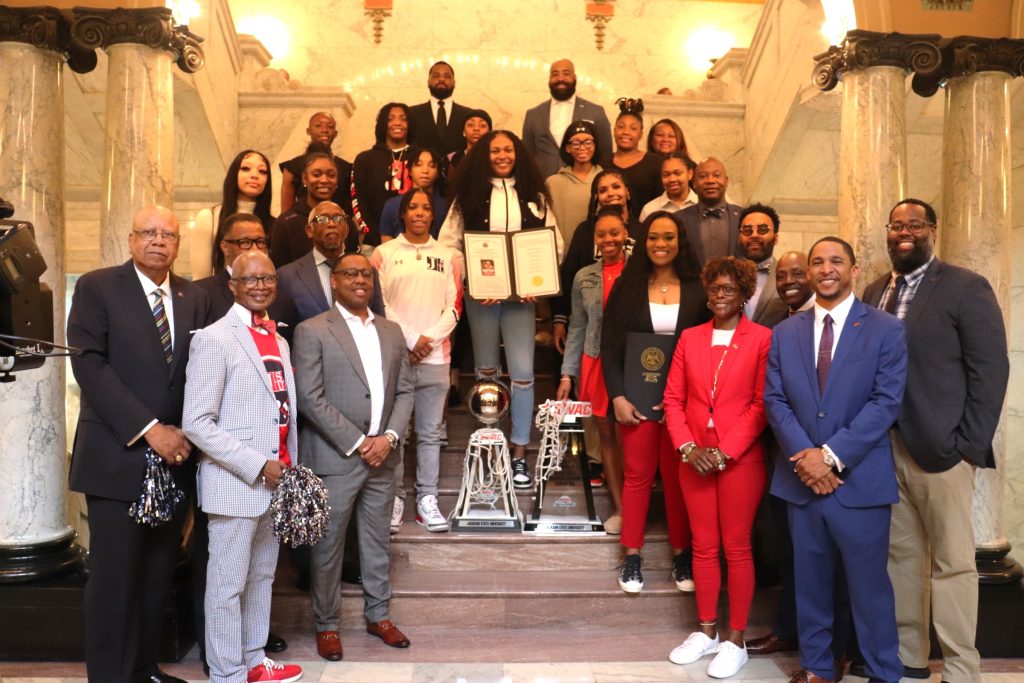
817, 314, 833, 396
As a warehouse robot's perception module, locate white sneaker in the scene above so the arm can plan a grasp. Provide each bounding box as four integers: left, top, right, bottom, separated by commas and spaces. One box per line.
706, 640, 748, 678
416, 494, 449, 532
669, 631, 720, 665
390, 496, 404, 534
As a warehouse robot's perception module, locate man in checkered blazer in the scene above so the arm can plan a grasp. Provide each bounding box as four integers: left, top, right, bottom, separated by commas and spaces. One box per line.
183, 251, 303, 683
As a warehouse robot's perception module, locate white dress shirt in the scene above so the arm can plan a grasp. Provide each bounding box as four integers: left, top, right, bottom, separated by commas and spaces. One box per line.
336, 304, 397, 455
638, 189, 698, 222
430, 96, 449, 125
812, 291, 857, 469
128, 266, 176, 446
549, 95, 576, 147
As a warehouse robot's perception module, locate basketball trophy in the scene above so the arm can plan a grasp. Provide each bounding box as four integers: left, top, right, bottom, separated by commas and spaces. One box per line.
450, 380, 523, 532
523, 399, 605, 535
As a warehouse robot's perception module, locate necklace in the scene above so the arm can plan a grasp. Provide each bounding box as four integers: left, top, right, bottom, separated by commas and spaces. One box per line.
711, 344, 730, 401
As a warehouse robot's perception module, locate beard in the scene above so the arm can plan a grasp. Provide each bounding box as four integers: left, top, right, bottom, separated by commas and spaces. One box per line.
429, 84, 453, 100
549, 79, 577, 102
888, 239, 932, 274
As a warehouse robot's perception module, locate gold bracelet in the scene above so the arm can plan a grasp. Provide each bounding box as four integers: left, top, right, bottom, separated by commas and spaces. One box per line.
680, 442, 697, 463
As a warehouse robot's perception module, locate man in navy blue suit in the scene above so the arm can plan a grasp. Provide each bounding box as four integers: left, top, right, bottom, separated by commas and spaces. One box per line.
764, 236, 906, 683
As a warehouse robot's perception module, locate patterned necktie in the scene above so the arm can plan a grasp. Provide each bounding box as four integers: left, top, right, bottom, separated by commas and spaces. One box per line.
252, 312, 277, 335
756, 262, 771, 274
817, 314, 833, 396
436, 100, 447, 140
322, 259, 336, 305
702, 207, 724, 219
152, 289, 173, 365
883, 275, 906, 316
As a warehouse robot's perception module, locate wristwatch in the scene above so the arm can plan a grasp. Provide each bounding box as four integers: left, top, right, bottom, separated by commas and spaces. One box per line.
821, 447, 836, 468
384, 432, 399, 449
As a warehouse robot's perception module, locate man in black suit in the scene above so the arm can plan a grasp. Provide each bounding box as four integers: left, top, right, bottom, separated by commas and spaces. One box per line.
408, 61, 471, 156
521, 58, 613, 178
863, 198, 1009, 683
675, 157, 741, 269
68, 205, 210, 683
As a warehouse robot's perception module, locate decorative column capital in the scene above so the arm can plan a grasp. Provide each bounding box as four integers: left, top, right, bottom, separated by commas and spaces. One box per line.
945, 36, 1024, 79
70, 6, 204, 73
813, 30, 943, 95
0, 6, 97, 73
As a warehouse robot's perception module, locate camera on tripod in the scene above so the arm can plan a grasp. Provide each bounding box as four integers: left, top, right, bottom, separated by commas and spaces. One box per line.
0, 197, 56, 382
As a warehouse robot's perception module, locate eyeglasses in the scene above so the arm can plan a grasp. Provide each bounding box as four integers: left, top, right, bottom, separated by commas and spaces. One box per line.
222, 237, 267, 250
885, 221, 934, 235
231, 274, 279, 287
739, 224, 772, 236
310, 214, 349, 227
132, 228, 180, 243
568, 140, 595, 150
706, 284, 740, 296
333, 267, 374, 279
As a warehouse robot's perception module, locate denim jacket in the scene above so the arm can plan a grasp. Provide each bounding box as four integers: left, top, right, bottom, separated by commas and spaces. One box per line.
560, 261, 606, 379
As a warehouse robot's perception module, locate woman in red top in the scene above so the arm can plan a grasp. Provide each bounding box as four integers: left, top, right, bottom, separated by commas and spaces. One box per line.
663, 256, 771, 679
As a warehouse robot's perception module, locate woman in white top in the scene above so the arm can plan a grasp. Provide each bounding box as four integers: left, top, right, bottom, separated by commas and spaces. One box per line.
438, 130, 562, 489
190, 149, 274, 279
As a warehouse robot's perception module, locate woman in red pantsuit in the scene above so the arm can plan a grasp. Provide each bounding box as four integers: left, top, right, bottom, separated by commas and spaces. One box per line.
663, 256, 771, 679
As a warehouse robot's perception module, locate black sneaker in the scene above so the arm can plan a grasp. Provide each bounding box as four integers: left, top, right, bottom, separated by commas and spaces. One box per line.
672, 548, 695, 592
588, 461, 605, 488
619, 554, 644, 593
511, 458, 532, 489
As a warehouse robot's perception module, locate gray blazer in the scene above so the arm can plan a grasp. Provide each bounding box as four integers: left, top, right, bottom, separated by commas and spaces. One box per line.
676, 202, 743, 269
561, 261, 606, 379
522, 96, 613, 179
862, 258, 1008, 472
750, 257, 789, 328
183, 310, 298, 518
293, 306, 413, 476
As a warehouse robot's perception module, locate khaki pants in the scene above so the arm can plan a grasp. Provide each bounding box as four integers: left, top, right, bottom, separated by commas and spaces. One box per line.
887, 428, 980, 683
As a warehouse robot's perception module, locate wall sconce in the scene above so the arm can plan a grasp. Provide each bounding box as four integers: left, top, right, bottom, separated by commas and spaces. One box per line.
365, 0, 392, 45
585, 1, 614, 51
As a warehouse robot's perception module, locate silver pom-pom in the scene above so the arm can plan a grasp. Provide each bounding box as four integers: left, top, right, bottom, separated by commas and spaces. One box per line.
129, 448, 186, 526
271, 465, 330, 547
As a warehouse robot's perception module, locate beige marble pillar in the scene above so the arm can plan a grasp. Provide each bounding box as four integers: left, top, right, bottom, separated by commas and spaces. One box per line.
70, 7, 205, 267
813, 30, 942, 285
939, 37, 1024, 577
0, 7, 86, 580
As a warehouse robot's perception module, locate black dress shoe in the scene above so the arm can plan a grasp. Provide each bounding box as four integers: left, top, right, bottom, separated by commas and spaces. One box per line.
847, 662, 867, 678
265, 630, 287, 653
136, 672, 188, 683
746, 633, 799, 655
903, 665, 931, 679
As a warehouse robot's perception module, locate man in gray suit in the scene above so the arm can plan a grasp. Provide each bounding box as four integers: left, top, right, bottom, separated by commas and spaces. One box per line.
293, 252, 414, 661
863, 198, 1009, 683
737, 203, 788, 328
183, 251, 303, 683
522, 58, 613, 178
675, 157, 742, 269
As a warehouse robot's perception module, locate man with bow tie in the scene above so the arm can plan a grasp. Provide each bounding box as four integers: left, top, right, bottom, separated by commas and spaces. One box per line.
183, 250, 303, 683
675, 157, 742, 269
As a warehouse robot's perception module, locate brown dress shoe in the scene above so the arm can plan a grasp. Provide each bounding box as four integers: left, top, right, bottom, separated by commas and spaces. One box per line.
746, 633, 799, 655
789, 670, 834, 683
366, 619, 411, 648
316, 630, 343, 661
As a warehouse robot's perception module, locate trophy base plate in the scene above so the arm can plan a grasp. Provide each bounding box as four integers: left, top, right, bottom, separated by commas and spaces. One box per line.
451, 509, 523, 533
523, 515, 606, 536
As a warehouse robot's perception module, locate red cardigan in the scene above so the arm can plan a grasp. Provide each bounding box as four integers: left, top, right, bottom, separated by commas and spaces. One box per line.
663, 315, 772, 463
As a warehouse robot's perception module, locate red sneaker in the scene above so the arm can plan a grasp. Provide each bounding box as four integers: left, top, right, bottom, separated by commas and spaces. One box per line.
247, 658, 303, 682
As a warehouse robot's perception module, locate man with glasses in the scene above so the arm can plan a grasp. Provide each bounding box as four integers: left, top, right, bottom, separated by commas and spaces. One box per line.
675, 157, 742, 268
293, 252, 414, 661
736, 203, 787, 328
68, 205, 210, 683
277, 201, 383, 322
862, 198, 1008, 683
183, 251, 303, 683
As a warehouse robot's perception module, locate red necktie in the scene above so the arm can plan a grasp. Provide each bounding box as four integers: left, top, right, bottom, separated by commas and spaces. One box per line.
252, 312, 277, 335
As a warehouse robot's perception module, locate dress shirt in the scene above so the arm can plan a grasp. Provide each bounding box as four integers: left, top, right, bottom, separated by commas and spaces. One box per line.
430, 96, 449, 125
879, 256, 933, 320
638, 190, 698, 222
312, 248, 335, 304
744, 257, 773, 319
549, 95, 576, 150
128, 266, 176, 446
336, 304, 397, 455
232, 302, 269, 333
812, 291, 857, 470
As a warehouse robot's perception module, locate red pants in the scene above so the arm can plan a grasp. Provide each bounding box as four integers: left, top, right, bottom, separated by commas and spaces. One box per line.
678, 431, 765, 630
620, 421, 690, 551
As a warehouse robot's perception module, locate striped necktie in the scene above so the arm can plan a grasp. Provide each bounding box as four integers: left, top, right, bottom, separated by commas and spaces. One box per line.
152, 289, 173, 365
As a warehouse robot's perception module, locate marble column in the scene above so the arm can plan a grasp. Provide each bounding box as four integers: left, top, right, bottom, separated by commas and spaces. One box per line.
0, 7, 87, 581
70, 7, 204, 266
813, 30, 942, 285
939, 37, 1024, 583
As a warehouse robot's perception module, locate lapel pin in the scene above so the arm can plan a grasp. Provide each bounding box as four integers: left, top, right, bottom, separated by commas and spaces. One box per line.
853, 321, 861, 327
176, 291, 184, 298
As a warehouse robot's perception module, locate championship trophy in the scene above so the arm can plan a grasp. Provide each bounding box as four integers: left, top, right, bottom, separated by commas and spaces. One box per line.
523, 399, 605, 535
450, 380, 523, 532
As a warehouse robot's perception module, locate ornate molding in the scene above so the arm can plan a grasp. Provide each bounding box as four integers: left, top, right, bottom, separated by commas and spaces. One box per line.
945, 36, 1024, 80
812, 30, 943, 96
0, 6, 97, 73
70, 7, 204, 73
